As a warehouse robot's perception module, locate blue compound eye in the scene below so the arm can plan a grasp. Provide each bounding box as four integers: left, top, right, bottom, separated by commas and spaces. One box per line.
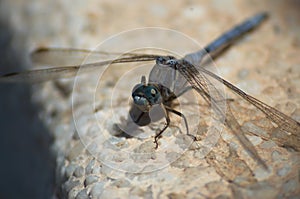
144, 86, 161, 104
132, 84, 162, 107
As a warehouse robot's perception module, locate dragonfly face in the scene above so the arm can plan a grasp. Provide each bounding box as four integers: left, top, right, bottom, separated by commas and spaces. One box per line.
130, 75, 170, 129
131, 76, 162, 112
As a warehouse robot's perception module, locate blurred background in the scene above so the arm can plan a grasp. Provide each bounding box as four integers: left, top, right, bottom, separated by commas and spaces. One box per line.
0, 0, 299, 198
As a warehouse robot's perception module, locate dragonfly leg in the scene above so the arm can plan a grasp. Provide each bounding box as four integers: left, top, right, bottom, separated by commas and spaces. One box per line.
165, 106, 197, 142
154, 113, 170, 149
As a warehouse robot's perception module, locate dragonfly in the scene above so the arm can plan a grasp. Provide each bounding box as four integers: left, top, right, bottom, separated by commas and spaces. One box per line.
1, 12, 299, 170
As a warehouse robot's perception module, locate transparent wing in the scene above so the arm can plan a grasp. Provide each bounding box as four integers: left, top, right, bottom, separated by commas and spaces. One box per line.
0, 52, 159, 83
31, 47, 150, 66
195, 65, 300, 149
171, 59, 300, 169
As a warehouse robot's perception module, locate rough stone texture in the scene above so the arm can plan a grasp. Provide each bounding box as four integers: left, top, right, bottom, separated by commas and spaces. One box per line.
1, 0, 300, 199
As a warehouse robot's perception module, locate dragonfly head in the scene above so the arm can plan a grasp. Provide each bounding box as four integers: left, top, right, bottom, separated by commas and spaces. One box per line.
132, 76, 162, 112
156, 56, 177, 65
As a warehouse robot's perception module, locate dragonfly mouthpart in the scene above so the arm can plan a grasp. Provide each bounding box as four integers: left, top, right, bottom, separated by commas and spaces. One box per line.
133, 95, 151, 112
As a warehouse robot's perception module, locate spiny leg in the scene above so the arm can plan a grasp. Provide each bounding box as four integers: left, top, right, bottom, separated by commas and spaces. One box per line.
165, 106, 197, 142
154, 113, 170, 149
